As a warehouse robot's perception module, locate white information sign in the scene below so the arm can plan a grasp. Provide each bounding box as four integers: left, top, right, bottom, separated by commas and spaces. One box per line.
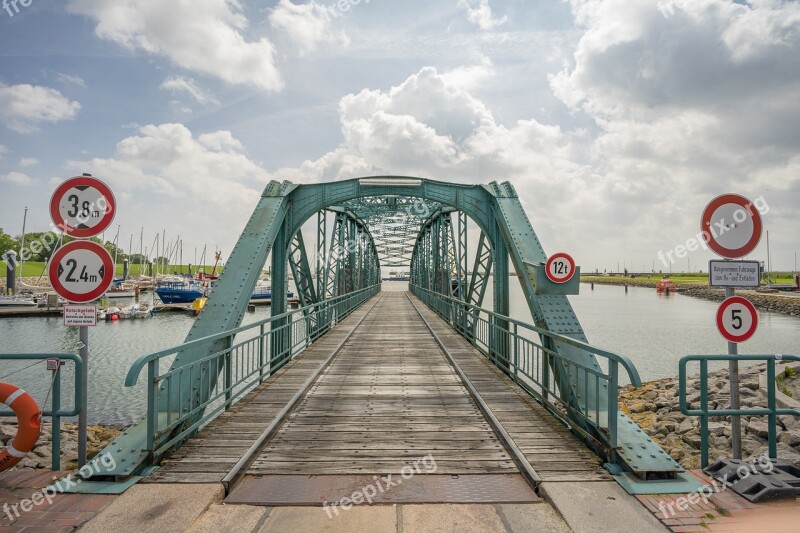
709, 260, 761, 288
64, 304, 98, 326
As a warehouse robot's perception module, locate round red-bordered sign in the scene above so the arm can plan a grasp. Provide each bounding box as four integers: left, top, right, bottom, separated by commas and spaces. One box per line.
48, 241, 115, 303
701, 194, 763, 259
50, 176, 116, 239
545, 253, 576, 284
716, 296, 758, 343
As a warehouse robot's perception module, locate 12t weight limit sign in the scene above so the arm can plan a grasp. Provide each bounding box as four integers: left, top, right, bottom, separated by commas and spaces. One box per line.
716, 296, 758, 343
49, 241, 114, 303
545, 253, 576, 284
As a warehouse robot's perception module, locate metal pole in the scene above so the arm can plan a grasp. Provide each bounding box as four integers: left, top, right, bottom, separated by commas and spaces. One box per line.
78, 325, 89, 467
18, 206, 27, 286
52, 363, 61, 471
726, 286, 741, 459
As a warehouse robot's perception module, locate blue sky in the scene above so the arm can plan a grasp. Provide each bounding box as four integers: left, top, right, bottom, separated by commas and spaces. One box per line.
1, 0, 799, 272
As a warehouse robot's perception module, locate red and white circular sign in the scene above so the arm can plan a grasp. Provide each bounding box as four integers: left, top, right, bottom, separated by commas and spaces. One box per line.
50, 176, 116, 239
716, 296, 758, 343
701, 194, 763, 259
545, 253, 576, 284
48, 241, 115, 303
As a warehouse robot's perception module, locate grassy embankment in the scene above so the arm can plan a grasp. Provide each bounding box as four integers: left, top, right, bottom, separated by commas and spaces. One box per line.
581, 272, 796, 287
0, 261, 222, 278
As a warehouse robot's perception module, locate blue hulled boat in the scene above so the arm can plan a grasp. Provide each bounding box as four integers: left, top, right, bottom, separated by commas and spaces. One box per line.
155, 279, 206, 304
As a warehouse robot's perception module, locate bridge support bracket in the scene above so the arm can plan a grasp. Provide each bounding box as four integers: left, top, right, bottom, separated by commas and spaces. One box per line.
611, 469, 705, 495
523, 261, 581, 296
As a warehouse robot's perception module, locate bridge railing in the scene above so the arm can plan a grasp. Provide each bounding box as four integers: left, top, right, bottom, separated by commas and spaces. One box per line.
0, 353, 83, 470
679, 354, 800, 467
126, 284, 380, 459
410, 285, 641, 452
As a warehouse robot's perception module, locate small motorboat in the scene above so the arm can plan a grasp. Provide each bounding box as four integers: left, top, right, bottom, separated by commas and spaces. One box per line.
105, 288, 136, 299
656, 277, 678, 294
100, 306, 122, 321
0, 296, 37, 307
119, 303, 153, 319
251, 281, 294, 301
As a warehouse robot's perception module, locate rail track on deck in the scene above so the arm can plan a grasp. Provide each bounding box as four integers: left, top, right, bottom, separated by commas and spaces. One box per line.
146, 291, 609, 505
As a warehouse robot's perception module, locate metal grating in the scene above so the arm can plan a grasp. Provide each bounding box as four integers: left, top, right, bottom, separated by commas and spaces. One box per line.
226, 474, 539, 506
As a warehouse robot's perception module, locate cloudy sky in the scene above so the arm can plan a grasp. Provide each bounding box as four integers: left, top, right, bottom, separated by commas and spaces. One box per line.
1, 0, 798, 273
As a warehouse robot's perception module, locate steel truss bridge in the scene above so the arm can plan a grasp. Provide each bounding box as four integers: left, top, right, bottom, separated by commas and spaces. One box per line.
90, 177, 701, 497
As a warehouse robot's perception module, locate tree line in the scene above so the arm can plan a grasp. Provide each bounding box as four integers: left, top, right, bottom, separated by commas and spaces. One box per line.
0, 227, 168, 265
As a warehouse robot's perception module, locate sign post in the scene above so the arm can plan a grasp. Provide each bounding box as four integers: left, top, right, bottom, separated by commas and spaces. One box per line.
49, 174, 115, 467
702, 194, 763, 460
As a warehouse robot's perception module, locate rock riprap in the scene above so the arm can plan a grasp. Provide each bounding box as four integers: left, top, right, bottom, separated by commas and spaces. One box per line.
619, 364, 800, 469
0, 417, 122, 470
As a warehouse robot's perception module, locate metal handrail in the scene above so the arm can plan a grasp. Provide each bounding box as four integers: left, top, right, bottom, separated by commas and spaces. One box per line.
0, 353, 83, 470
679, 354, 800, 467
126, 284, 380, 460
125, 286, 378, 386
410, 284, 641, 453
410, 285, 641, 385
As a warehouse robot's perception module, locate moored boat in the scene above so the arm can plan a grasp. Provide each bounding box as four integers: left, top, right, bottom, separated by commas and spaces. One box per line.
656, 277, 679, 294
155, 279, 206, 304
0, 297, 37, 308
251, 281, 294, 300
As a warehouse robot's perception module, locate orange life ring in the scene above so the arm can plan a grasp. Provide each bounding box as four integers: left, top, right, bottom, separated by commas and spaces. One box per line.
0, 383, 41, 472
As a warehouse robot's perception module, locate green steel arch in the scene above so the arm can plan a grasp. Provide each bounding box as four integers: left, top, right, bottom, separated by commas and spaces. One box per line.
100, 176, 692, 489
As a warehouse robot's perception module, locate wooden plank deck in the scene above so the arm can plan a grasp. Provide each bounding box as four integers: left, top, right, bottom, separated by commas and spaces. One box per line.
146, 295, 382, 483
148, 290, 609, 484
247, 293, 515, 475
408, 294, 612, 483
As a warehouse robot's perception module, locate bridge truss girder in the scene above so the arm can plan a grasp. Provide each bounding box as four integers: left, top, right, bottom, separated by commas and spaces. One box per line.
101, 176, 686, 489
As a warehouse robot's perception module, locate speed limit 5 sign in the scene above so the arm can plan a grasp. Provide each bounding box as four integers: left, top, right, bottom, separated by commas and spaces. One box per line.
716, 296, 758, 343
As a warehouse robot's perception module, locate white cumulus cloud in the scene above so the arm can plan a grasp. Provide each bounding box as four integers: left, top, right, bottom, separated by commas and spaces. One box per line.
67, 0, 283, 90
269, 0, 350, 56
457, 0, 507, 30
68, 123, 270, 252
0, 172, 34, 186
271, 67, 589, 245
160, 76, 218, 105
0, 83, 81, 133
547, 0, 800, 259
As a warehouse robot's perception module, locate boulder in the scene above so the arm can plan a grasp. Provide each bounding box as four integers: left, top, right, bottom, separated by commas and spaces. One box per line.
678, 418, 695, 434
777, 430, 800, 448
745, 420, 771, 439
707, 422, 727, 437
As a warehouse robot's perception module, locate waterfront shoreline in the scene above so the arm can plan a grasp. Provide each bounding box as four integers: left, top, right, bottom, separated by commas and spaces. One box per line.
618, 363, 800, 470
581, 277, 800, 317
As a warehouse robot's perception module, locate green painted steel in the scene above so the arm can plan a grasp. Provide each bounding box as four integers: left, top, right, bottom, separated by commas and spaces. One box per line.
108, 286, 380, 476
679, 354, 800, 467
0, 353, 83, 471
92, 175, 687, 486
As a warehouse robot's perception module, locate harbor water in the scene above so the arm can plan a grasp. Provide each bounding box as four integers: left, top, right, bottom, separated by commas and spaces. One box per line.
1, 282, 798, 425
